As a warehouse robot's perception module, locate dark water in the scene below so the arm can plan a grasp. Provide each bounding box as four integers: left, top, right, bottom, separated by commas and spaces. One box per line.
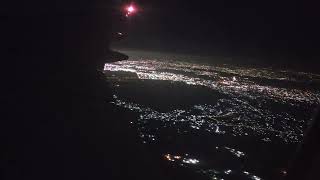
103, 50, 320, 180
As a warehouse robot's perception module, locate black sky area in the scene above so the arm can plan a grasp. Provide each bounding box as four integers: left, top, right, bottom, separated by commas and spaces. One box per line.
117, 0, 320, 71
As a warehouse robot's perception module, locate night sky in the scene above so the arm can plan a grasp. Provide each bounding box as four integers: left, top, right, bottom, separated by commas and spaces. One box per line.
116, 0, 320, 71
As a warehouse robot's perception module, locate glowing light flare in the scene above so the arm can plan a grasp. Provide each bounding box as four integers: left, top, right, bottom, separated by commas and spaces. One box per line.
127, 6, 135, 13
124, 4, 138, 17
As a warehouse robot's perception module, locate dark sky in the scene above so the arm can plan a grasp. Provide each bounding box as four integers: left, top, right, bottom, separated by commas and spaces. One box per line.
116, 0, 320, 69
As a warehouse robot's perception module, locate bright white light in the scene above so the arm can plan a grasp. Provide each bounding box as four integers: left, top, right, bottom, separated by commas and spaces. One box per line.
232, 76, 237, 81
125, 5, 137, 17
252, 175, 262, 180
182, 158, 199, 164
127, 6, 135, 13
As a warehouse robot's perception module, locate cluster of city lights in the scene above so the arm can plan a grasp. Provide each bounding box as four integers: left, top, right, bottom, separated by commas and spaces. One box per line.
104, 60, 320, 105
164, 154, 199, 165
104, 59, 320, 180
197, 169, 262, 180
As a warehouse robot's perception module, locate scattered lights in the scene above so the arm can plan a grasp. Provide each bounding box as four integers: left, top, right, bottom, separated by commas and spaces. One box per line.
198, 169, 262, 180
105, 60, 320, 143
105, 58, 319, 180
164, 154, 198, 165
224, 147, 245, 158
104, 60, 320, 105
215, 126, 225, 134
164, 154, 175, 162
182, 158, 200, 164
